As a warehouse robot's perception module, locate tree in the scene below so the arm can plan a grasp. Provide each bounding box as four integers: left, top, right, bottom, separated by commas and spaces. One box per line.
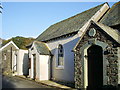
0, 3, 3, 13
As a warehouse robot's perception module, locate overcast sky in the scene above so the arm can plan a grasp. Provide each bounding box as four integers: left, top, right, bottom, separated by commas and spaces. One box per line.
2, 2, 115, 39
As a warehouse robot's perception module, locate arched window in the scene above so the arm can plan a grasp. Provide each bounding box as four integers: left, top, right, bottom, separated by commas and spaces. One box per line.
58, 44, 64, 66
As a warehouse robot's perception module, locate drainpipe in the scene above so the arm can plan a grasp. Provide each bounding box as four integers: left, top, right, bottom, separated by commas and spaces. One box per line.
10, 47, 12, 71
49, 54, 53, 80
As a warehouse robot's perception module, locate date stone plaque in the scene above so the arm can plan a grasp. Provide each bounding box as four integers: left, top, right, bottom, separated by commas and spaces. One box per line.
88, 28, 96, 37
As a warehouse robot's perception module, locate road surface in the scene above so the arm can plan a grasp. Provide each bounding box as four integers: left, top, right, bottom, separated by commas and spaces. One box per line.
2, 75, 54, 89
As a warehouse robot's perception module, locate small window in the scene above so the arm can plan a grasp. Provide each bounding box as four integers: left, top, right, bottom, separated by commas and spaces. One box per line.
4, 53, 6, 60
58, 44, 64, 66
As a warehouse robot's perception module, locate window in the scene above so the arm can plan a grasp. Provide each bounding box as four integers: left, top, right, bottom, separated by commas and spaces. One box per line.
4, 53, 6, 60
58, 44, 64, 66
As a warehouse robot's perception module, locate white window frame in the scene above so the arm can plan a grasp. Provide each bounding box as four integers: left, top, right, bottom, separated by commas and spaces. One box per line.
56, 44, 64, 69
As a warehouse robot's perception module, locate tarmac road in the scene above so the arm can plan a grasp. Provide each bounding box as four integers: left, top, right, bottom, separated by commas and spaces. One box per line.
2, 75, 53, 89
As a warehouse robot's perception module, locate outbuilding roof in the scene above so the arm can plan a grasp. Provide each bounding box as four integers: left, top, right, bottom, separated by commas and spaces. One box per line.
0, 41, 19, 51
100, 1, 120, 26
34, 41, 51, 55
36, 3, 105, 42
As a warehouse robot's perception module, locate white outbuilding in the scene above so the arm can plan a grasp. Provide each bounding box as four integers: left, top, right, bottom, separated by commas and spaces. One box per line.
28, 41, 51, 80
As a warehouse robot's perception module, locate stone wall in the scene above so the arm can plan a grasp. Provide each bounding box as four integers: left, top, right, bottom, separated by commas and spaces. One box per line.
74, 24, 119, 88
105, 47, 118, 85
2, 50, 12, 75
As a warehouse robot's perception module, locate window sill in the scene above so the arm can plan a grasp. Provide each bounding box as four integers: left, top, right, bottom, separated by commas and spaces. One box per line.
56, 66, 64, 70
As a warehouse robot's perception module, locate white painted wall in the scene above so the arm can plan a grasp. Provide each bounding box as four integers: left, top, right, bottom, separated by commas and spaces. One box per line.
17, 49, 28, 76
12, 51, 17, 72
39, 55, 49, 80
46, 35, 79, 82
28, 44, 39, 79
12, 49, 28, 76
29, 43, 50, 81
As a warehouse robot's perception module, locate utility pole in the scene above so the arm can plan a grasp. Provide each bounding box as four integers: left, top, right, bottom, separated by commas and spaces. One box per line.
0, 2, 2, 48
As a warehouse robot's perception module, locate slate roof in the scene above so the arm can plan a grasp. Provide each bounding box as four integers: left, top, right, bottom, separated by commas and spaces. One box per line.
100, 1, 120, 26
36, 3, 105, 42
34, 41, 51, 55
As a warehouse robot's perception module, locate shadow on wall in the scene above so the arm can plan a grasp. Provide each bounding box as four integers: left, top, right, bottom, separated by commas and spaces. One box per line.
23, 53, 29, 77
118, 27, 120, 44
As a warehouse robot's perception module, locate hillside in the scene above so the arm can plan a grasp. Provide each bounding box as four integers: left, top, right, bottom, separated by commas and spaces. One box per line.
2, 36, 35, 50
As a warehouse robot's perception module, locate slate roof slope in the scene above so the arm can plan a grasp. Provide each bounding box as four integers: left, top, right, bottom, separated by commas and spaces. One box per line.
36, 3, 105, 42
34, 41, 50, 55
100, 1, 120, 26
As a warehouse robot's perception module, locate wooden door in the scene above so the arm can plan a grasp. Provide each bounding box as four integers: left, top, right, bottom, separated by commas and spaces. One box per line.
87, 45, 103, 88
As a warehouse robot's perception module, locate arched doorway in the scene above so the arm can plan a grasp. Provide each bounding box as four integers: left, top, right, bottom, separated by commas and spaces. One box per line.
87, 45, 103, 88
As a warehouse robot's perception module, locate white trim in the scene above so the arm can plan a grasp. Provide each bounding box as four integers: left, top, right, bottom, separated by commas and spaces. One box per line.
77, 3, 109, 36
56, 65, 64, 69
118, 47, 120, 84
56, 44, 64, 69
0, 41, 19, 51
90, 3, 110, 22
83, 48, 88, 88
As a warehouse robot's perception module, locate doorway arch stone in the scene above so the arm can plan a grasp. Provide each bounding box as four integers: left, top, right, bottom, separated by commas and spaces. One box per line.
79, 38, 108, 88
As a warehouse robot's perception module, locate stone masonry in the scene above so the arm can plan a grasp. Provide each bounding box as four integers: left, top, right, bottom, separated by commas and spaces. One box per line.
74, 24, 120, 88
